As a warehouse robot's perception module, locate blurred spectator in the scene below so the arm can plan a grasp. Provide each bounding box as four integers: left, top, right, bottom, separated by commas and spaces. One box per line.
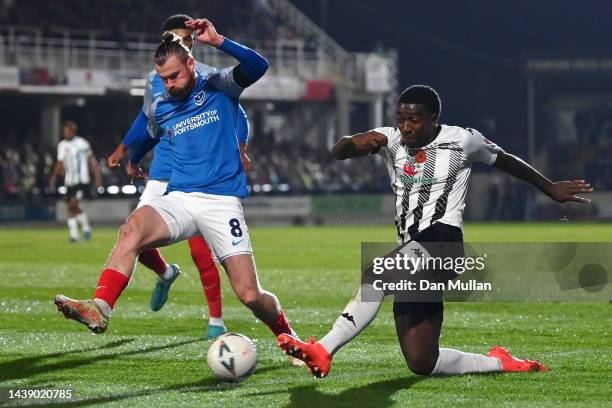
550, 107, 612, 190
0, 125, 389, 200
1, 124, 600, 222
247, 137, 390, 194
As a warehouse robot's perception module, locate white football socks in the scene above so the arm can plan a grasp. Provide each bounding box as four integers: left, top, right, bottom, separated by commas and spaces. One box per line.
67, 217, 79, 241
76, 213, 91, 233
319, 284, 383, 356
431, 348, 502, 375
209, 317, 225, 327
289, 327, 301, 341
160, 265, 174, 280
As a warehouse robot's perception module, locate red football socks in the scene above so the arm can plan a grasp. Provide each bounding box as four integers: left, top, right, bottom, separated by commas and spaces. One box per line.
188, 236, 222, 318
94, 268, 130, 309
138, 248, 167, 275
265, 311, 293, 336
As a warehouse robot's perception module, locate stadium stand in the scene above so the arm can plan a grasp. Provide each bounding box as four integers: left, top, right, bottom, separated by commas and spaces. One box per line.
0, 2, 606, 222
0, 0, 398, 199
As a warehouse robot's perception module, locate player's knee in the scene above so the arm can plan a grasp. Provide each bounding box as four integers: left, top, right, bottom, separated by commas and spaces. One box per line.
117, 221, 143, 250
404, 352, 437, 376
67, 199, 79, 213
238, 289, 262, 310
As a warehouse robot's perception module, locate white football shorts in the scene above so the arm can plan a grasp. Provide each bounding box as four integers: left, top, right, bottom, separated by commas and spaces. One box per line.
146, 191, 253, 261
137, 179, 168, 208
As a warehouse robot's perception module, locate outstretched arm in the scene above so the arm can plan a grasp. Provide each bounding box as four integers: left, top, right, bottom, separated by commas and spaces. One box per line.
129, 135, 159, 167
332, 131, 388, 160
186, 18, 268, 87
107, 111, 149, 168
493, 151, 593, 203
127, 131, 160, 183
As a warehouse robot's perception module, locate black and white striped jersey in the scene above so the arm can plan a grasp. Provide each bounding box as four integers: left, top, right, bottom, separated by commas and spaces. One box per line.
374, 125, 503, 243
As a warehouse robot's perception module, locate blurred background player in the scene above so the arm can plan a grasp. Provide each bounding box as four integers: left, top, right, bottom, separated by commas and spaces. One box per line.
279, 85, 593, 378
106, 15, 252, 339
55, 19, 300, 360
49, 120, 102, 243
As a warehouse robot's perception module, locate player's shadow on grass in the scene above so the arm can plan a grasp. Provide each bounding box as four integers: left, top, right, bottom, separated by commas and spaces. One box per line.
39, 365, 287, 407
256, 376, 424, 408
0, 338, 134, 381
0, 338, 199, 382
289, 376, 424, 408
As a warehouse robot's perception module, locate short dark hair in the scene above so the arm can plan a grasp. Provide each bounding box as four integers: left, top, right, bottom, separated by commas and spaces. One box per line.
398, 85, 441, 118
154, 33, 192, 66
63, 120, 77, 132
161, 14, 193, 32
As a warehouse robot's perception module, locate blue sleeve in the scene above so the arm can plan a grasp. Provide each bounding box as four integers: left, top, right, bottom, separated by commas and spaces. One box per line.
130, 96, 163, 163
219, 37, 269, 85
237, 105, 249, 144
130, 135, 159, 164
121, 111, 149, 148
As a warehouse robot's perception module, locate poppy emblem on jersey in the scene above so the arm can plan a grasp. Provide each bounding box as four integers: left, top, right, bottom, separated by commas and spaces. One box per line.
403, 162, 418, 176
194, 90, 205, 106
415, 150, 427, 163
167, 128, 173, 139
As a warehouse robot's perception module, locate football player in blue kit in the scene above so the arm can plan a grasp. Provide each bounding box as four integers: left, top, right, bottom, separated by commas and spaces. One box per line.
55, 18, 298, 345
106, 15, 251, 339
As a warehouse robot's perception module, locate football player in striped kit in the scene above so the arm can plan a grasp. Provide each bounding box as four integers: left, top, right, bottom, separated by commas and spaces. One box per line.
279, 85, 593, 378
49, 120, 102, 242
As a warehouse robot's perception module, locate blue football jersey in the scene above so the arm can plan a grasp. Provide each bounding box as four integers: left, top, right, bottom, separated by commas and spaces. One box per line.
142, 62, 249, 181
147, 67, 248, 197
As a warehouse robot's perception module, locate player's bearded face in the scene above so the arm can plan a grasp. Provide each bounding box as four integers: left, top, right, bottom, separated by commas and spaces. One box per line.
157, 55, 197, 98
397, 103, 437, 147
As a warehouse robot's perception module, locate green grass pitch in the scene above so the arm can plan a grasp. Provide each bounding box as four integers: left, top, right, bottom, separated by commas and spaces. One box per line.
0, 223, 610, 407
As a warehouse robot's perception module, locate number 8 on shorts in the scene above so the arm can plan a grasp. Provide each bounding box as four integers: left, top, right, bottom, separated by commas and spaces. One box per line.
229, 218, 243, 237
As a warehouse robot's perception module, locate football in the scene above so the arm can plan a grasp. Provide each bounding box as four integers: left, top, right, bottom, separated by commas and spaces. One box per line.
207, 333, 258, 381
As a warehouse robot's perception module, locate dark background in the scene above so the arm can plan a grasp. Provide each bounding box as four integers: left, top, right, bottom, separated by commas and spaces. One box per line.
292, 0, 611, 154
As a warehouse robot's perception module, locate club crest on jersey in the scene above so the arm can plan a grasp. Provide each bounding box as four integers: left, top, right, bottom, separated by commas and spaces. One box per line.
400, 150, 437, 186
403, 153, 420, 177
194, 90, 205, 106
403, 162, 418, 176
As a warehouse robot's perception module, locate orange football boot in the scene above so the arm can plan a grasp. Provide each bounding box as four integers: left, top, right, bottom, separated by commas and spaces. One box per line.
278, 333, 332, 378
488, 345, 548, 372
55, 294, 109, 334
